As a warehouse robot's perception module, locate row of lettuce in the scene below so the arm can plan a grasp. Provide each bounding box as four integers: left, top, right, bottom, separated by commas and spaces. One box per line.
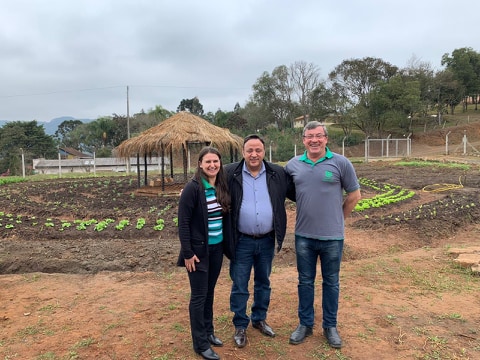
0, 174, 417, 232
355, 178, 415, 212
0, 211, 179, 232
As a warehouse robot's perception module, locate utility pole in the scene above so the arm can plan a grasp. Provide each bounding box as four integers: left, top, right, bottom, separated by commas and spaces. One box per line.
58, 146, 62, 178
127, 85, 130, 139
20, 148, 25, 178
126, 85, 131, 174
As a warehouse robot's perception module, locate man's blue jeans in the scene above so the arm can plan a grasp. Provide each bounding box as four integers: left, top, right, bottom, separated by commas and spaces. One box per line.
230, 233, 275, 329
295, 235, 344, 329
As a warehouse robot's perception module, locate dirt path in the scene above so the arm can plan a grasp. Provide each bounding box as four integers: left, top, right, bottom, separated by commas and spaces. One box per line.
1, 145, 480, 359
1, 224, 480, 360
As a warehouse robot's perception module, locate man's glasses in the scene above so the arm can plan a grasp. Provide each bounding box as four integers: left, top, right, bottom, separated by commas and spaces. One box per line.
303, 134, 327, 139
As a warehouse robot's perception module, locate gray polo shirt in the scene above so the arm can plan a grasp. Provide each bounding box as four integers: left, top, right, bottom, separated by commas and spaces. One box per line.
285, 148, 360, 240
238, 162, 274, 236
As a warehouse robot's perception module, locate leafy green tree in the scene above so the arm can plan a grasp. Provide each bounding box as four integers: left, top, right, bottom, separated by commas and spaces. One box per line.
54, 119, 84, 148
215, 110, 230, 128
270, 65, 296, 129
442, 47, 480, 111
85, 117, 119, 156
267, 128, 298, 162
225, 103, 250, 134
289, 61, 322, 125
62, 122, 90, 153
67, 117, 116, 155
0, 121, 56, 175
64, 106, 173, 155
239, 100, 271, 134
250, 71, 277, 128
226, 112, 249, 134
110, 113, 129, 145
203, 111, 215, 125
434, 69, 463, 116
205, 109, 230, 128
146, 105, 173, 126
309, 82, 339, 120
234, 102, 241, 113
177, 97, 204, 115
317, 81, 357, 138
251, 66, 295, 130
368, 75, 421, 134
400, 56, 436, 118
329, 57, 398, 108
329, 57, 398, 136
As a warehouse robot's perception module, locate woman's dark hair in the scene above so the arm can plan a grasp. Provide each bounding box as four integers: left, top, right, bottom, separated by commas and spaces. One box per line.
194, 146, 230, 213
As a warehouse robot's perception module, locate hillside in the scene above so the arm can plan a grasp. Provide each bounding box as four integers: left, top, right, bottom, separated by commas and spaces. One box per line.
0, 116, 93, 135
335, 119, 480, 160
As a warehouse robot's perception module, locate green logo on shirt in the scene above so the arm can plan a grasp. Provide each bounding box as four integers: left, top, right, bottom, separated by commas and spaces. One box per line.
324, 170, 334, 182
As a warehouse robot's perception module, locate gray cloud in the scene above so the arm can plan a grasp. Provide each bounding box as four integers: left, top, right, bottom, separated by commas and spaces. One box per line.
0, 0, 478, 122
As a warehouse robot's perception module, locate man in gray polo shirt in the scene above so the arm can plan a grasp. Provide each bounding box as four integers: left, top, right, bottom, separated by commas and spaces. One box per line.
285, 121, 361, 349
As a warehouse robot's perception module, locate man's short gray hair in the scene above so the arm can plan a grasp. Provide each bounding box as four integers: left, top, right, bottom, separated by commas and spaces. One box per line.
303, 121, 328, 137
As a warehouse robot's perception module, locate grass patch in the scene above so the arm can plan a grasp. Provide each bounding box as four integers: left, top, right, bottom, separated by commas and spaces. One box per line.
35, 352, 58, 360
102, 322, 121, 334
403, 263, 479, 294
171, 323, 186, 333
0, 176, 27, 185
394, 159, 470, 170
16, 320, 55, 338
72, 337, 96, 349
22, 274, 42, 282
38, 303, 60, 314
350, 256, 480, 295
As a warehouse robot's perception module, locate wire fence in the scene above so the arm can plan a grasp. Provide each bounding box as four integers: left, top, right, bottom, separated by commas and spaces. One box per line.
364, 136, 412, 162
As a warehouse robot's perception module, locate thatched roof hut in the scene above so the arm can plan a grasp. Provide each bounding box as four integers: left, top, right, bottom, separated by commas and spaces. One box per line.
115, 111, 243, 189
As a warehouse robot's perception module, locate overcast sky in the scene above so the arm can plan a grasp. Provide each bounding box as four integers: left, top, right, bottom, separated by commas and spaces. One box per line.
1, 0, 478, 123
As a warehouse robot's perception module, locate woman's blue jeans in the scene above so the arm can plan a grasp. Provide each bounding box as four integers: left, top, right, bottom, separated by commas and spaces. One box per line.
229, 233, 275, 329
295, 235, 343, 329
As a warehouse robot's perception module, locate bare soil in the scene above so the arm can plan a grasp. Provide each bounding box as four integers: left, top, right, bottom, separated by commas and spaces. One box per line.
1, 124, 480, 359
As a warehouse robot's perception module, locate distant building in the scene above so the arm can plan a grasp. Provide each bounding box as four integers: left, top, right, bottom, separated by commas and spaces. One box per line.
59, 147, 91, 159
293, 115, 310, 128
32, 157, 170, 175
465, 95, 480, 105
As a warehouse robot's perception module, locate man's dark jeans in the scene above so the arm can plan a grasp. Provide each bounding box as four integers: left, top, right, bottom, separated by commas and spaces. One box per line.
230, 233, 275, 329
295, 235, 344, 329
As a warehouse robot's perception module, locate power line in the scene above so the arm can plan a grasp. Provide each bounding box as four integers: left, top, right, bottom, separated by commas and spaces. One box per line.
0, 84, 250, 99
0, 86, 125, 98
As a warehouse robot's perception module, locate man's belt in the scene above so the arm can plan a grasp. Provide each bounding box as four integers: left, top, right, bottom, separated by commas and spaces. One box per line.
240, 231, 273, 239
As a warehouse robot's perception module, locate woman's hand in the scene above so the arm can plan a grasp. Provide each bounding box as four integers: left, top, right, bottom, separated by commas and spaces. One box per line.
185, 255, 200, 272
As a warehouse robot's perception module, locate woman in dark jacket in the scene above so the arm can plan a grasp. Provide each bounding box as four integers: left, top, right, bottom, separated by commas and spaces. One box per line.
177, 146, 232, 360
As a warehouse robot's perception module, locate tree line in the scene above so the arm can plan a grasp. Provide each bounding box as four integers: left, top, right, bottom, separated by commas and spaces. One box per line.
1, 47, 479, 175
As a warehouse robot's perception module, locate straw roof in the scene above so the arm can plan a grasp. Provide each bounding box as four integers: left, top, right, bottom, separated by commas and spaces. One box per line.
116, 111, 243, 158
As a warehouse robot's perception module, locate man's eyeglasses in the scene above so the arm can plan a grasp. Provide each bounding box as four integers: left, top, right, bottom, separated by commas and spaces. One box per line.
303, 134, 327, 139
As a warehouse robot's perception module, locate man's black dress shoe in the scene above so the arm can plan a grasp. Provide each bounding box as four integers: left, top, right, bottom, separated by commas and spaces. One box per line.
207, 334, 223, 347
198, 347, 220, 360
252, 320, 276, 337
323, 327, 342, 348
289, 324, 313, 345
233, 328, 247, 348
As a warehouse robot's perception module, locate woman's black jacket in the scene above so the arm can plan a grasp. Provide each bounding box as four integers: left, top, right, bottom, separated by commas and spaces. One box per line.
176, 178, 234, 270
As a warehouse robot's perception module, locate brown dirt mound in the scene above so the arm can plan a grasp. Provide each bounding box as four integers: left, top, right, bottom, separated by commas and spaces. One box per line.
412, 121, 480, 147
